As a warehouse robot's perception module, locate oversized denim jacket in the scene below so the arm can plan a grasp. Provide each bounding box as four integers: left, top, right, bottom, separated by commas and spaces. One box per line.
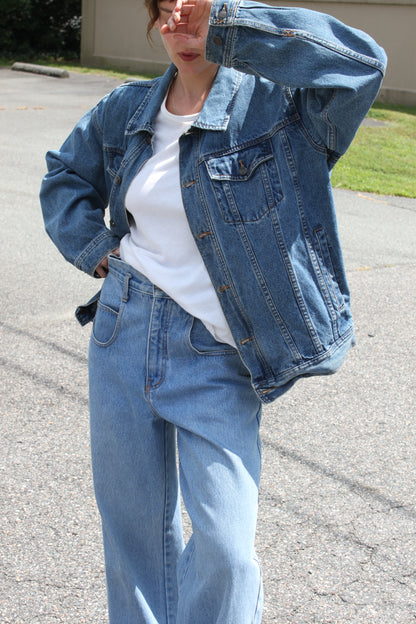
40, 0, 387, 403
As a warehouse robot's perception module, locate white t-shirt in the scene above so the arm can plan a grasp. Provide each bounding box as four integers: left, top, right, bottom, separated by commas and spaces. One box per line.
119, 96, 235, 347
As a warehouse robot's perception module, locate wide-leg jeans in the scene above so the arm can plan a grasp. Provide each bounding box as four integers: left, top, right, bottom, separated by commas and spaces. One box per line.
89, 255, 263, 624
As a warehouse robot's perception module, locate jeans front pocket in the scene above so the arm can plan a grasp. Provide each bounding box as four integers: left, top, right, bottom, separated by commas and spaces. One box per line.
92, 273, 126, 347
187, 317, 237, 356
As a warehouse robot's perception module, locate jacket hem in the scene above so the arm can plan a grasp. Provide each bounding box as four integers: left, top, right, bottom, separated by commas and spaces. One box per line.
253, 326, 355, 403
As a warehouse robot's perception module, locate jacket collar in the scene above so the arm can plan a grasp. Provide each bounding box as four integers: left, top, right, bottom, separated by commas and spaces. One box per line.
125, 64, 242, 135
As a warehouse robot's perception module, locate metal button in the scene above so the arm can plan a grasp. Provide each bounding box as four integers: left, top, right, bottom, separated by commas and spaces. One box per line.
240, 336, 254, 345
115, 175, 122, 185
218, 4, 227, 19
110, 219, 115, 227
218, 285, 230, 293
213, 35, 222, 46
239, 160, 248, 176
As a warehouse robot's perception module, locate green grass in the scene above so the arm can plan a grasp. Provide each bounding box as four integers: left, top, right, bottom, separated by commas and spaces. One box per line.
42, 60, 156, 81
331, 103, 416, 198
2, 57, 415, 198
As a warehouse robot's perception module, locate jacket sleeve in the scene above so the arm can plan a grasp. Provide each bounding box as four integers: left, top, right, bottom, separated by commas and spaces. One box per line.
39, 96, 121, 277
206, 0, 387, 157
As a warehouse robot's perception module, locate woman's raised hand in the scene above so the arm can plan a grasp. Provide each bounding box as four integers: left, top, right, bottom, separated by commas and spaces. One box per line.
160, 0, 213, 43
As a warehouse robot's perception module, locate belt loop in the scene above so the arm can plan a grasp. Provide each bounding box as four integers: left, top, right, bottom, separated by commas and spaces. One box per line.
122, 273, 131, 303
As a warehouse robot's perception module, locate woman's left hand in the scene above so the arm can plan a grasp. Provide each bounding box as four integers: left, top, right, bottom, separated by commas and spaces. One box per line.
160, 0, 212, 44
95, 247, 120, 278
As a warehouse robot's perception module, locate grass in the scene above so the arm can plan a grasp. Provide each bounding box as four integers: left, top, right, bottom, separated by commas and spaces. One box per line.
331, 103, 416, 198
2, 57, 415, 198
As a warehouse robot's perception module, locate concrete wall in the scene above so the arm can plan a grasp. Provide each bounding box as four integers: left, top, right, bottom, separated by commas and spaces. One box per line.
81, 0, 416, 105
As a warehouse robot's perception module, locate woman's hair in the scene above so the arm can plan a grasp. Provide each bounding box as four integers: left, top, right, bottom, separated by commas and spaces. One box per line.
144, 0, 159, 39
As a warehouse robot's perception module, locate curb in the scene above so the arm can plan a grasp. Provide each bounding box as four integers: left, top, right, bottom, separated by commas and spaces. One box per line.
11, 62, 69, 78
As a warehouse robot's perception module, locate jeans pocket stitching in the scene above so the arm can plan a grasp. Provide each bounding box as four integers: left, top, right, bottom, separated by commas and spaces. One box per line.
187, 318, 236, 356
91, 301, 125, 348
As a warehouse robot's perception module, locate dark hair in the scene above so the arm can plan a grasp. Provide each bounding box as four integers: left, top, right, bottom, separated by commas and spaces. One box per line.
144, 0, 160, 39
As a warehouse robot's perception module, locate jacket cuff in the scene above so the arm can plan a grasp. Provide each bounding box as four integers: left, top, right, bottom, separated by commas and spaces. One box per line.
74, 229, 121, 277
206, 0, 240, 66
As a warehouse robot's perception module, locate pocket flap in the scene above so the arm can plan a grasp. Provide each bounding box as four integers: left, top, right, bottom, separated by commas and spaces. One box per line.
206, 142, 274, 181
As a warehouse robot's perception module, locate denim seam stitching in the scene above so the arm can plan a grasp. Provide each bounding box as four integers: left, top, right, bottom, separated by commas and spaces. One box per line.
195, 154, 274, 378
255, 325, 354, 391
279, 128, 326, 353
235, 219, 302, 361
91, 300, 126, 348
145, 299, 172, 392
218, 21, 385, 73
162, 422, 176, 624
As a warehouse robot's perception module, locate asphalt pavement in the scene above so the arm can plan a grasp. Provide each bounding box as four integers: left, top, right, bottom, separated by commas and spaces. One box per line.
1, 66, 415, 623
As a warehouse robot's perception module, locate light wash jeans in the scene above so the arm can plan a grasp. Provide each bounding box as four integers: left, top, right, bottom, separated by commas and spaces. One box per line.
88, 255, 263, 624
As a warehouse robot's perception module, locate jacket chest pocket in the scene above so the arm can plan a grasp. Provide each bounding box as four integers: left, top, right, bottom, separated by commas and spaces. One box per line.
205, 141, 283, 224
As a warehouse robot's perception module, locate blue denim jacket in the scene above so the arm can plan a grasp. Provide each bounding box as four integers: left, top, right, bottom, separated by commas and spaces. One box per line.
40, 0, 387, 402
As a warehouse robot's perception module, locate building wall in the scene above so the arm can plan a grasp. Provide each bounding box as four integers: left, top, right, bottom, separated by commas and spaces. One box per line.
81, 0, 416, 105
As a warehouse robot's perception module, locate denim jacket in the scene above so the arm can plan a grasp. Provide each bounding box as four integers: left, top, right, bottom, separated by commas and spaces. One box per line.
40, 0, 387, 403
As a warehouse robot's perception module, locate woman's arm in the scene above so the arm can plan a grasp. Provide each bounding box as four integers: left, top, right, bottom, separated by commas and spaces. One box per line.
40, 99, 121, 277
165, 0, 387, 156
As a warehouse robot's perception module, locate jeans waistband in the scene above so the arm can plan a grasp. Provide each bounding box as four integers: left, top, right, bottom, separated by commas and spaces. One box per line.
108, 254, 170, 299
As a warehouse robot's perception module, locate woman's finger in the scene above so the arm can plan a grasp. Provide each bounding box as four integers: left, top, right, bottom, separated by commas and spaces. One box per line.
160, 21, 189, 34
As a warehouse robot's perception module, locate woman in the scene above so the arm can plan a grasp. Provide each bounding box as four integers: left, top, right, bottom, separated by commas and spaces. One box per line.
40, 0, 386, 621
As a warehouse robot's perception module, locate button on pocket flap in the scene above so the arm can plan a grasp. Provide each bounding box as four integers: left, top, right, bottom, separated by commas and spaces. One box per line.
206, 142, 274, 182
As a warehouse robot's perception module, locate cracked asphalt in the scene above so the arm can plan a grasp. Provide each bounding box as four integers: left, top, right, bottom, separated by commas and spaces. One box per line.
1, 66, 415, 623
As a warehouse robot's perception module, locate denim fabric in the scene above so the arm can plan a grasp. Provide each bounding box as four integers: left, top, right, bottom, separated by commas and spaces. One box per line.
40, 0, 387, 401
89, 255, 263, 624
